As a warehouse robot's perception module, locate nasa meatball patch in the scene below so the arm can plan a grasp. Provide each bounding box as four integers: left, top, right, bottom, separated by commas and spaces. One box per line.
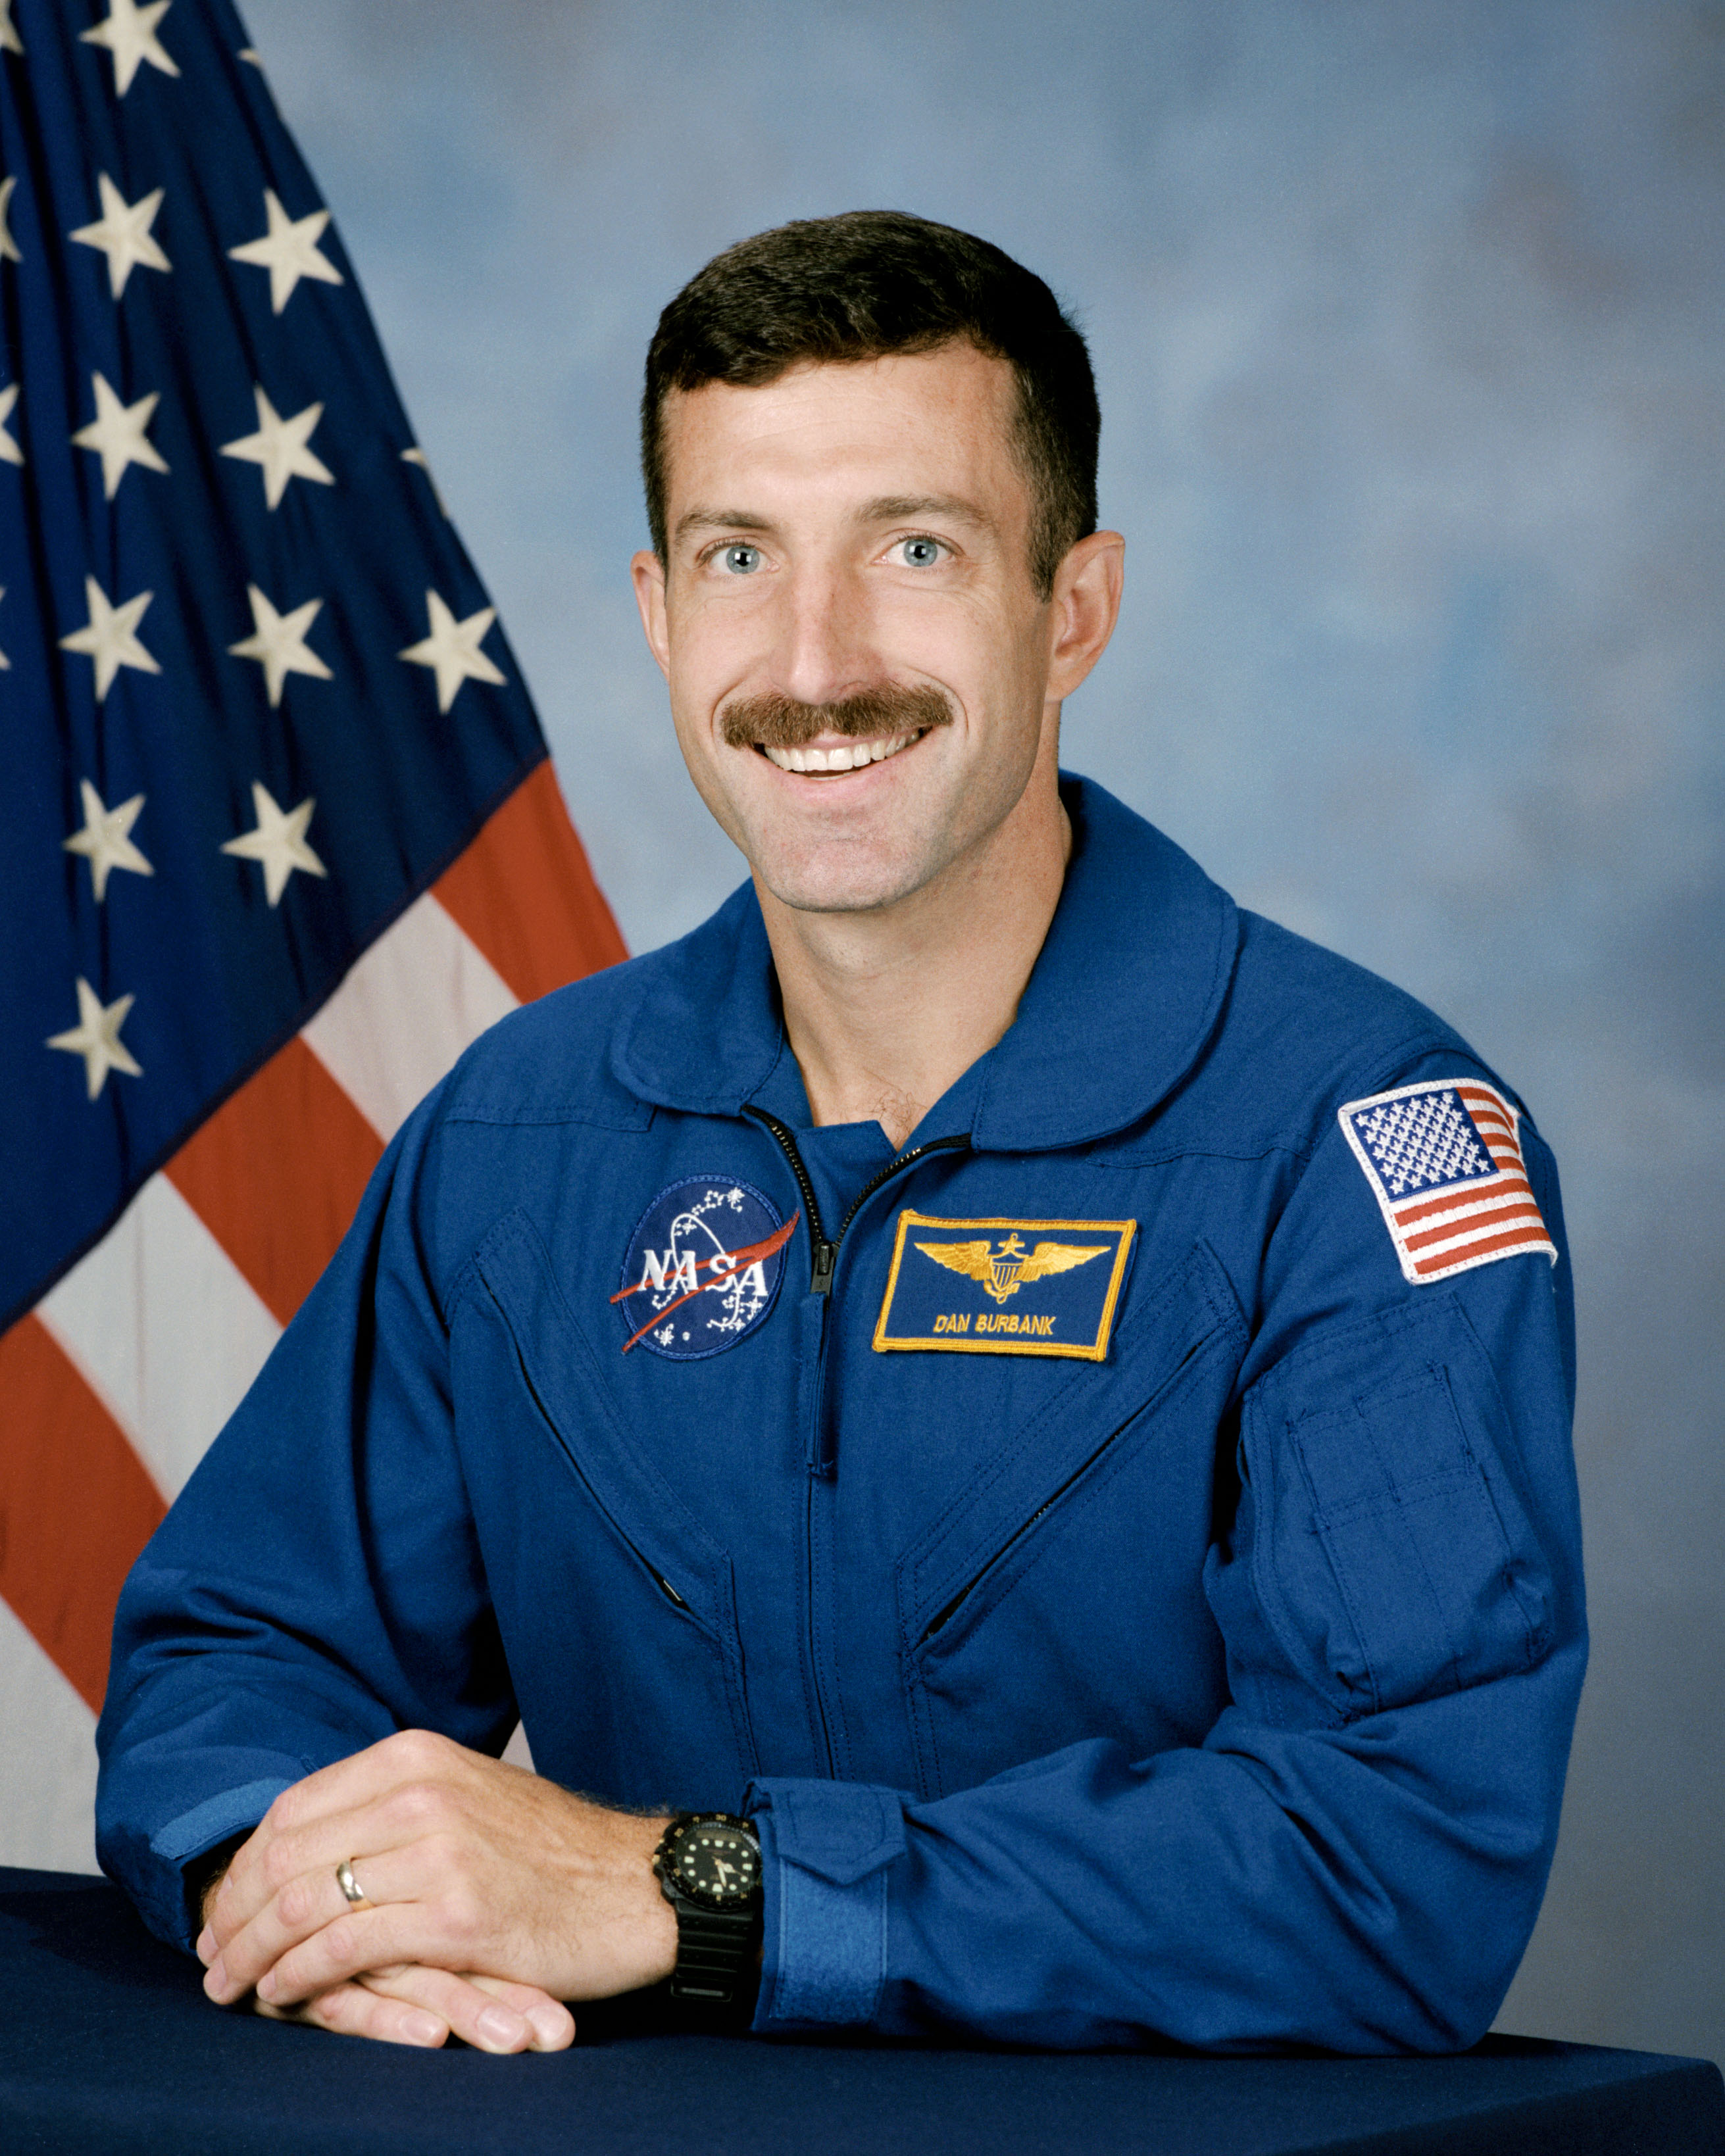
1338, 1077, 1557, 1286
613, 1176, 795, 1358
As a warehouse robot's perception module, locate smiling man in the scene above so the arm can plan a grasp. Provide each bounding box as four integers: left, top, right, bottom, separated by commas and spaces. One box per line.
97, 212, 1586, 2057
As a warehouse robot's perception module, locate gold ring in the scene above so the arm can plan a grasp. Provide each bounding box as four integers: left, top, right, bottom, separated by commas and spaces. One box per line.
335, 1857, 370, 1908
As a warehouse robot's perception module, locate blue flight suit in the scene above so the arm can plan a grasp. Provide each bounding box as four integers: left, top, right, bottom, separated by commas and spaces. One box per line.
96, 775, 1586, 2053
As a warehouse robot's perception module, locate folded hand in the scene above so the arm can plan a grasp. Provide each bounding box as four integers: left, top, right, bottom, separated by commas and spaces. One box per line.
197, 1729, 676, 2049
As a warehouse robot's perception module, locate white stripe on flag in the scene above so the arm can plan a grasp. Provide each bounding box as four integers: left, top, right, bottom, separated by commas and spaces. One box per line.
0, 1596, 100, 1873
37, 1177, 282, 1502
301, 893, 519, 1141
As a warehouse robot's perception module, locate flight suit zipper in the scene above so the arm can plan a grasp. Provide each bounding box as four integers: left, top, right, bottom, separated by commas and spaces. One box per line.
745, 1106, 968, 1775
744, 1107, 970, 1298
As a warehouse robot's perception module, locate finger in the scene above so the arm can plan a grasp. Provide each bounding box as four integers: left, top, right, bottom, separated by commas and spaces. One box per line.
209, 1733, 480, 1957
361, 1965, 572, 2054
209, 1782, 441, 1950
236, 1905, 414, 2000
251, 1904, 437, 2011
203, 1842, 423, 2005
255, 1981, 449, 2049
465, 1973, 577, 2051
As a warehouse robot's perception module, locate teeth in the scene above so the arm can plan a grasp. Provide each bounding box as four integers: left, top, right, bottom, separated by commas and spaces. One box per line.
762, 731, 920, 774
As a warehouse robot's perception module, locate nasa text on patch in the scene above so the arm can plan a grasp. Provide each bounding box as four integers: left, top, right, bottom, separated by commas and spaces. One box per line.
612, 1176, 795, 1359
873, 1212, 1137, 1361
1338, 1077, 1557, 1286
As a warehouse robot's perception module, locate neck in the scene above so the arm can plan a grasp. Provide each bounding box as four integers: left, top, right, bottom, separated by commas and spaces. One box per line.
757, 733, 1070, 1150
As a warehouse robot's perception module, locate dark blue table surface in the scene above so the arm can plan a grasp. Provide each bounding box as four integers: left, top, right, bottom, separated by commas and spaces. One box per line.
1, 1867, 1720, 2156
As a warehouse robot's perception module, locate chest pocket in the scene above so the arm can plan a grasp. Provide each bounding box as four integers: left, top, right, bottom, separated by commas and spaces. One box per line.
463, 1210, 760, 1786
894, 1240, 1247, 1800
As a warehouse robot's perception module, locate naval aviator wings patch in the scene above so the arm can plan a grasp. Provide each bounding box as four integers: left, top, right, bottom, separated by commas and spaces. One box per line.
1339, 1077, 1557, 1286
874, 1212, 1137, 1361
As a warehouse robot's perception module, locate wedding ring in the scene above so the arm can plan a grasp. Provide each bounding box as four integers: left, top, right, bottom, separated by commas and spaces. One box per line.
335, 1857, 370, 1908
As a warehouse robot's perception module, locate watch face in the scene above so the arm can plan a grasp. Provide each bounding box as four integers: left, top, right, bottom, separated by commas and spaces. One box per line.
672, 1821, 761, 1910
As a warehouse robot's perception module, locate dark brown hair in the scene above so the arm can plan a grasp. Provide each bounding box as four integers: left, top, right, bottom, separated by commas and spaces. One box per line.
641, 211, 1099, 600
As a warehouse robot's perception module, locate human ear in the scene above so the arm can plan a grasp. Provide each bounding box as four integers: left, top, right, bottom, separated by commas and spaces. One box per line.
630, 549, 671, 681
1044, 530, 1125, 702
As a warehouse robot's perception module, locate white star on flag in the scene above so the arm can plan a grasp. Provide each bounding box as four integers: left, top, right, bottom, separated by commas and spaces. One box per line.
59, 573, 161, 701
0, 585, 9, 670
0, 1, 22, 57
228, 583, 333, 707
0, 174, 20, 264
0, 382, 20, 466
80, 0, 180, 98
70, 174, 171, 299
72, 372, 170, 500
220, 385, 334, 509
228, 189, 343, 314
401, 446, 449, 517
63, 779, 154, 902
47, 977, 144, 1100
220, 781, 328, 905
399, 589, 505, 713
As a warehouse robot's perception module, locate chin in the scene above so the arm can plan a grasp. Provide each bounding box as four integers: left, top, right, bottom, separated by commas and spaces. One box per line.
757, 842, 936, 918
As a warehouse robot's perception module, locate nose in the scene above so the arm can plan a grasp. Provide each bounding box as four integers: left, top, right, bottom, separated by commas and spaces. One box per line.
768, 555, 880, 712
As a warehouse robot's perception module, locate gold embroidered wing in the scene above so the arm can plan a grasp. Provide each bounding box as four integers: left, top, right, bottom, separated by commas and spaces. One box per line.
1014, 1241, 1111, 1282
914, 1240, 996, 1284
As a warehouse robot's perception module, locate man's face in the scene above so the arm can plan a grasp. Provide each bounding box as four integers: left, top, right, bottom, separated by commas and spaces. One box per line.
633, 341, 1070, 916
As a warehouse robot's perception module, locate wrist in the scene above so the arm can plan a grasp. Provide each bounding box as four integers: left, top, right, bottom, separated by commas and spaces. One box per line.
636, 1817, 680, 1985
577, 1805, 677, 1994
189, 1830, 249, 1940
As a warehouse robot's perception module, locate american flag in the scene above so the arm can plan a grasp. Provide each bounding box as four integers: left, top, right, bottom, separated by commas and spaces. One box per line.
1338, 1077, 1557, 1286
0, 0, 625, 1867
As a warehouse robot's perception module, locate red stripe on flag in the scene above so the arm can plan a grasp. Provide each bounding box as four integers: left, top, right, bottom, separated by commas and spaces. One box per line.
1456, 1097, 1518, 1140
1411, 1221, 1555, 1276
0, 1317, 167, 1712
434, 760, 627, 1005
164, 1036, 386, 1328
1403, 1202, 1547, 1254
1393, 1175, 1533, 1228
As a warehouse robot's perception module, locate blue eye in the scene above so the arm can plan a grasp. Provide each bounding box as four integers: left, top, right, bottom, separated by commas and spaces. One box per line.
722, 545, 762, 574
897, 537, 943, 568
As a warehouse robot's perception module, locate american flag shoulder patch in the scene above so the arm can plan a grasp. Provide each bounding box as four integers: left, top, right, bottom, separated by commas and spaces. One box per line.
1338, 1077, 1558, 1286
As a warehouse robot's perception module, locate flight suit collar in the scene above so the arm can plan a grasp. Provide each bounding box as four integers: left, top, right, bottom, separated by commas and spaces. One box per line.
609, 774, 1240, 1151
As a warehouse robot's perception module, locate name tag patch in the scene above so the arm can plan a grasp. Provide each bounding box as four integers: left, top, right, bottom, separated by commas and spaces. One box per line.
873, 1212, 1137, 1361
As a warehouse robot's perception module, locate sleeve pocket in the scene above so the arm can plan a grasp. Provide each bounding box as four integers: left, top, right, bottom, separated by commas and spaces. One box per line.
1255, 1335, 1553, 1719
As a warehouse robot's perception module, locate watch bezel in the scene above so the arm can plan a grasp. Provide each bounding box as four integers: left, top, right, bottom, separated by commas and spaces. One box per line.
657, 1813, 761, 1913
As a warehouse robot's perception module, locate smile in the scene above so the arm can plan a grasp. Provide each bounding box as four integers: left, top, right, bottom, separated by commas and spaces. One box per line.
760, 730, 926, 775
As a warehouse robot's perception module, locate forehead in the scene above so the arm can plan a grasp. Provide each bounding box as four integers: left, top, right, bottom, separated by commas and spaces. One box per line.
659, 343, 1023, 518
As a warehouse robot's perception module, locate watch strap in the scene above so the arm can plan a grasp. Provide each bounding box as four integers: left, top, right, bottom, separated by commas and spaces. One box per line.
666, 1900, 761, 2007
653, 1812, 763, 2016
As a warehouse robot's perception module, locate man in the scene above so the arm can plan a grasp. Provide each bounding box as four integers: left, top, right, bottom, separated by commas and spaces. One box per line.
97, 212, 1585, 2056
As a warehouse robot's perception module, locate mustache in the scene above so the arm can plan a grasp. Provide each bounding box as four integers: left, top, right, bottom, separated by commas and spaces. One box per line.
719, 683, 954, 750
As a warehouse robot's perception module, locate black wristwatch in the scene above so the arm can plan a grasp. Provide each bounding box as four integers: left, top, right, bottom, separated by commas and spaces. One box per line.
651, 1811, 763, 2013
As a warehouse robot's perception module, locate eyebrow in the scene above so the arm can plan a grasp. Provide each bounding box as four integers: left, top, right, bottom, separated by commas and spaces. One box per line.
857, 493, 993, 531
674, 507, 775, 541
674, 493, 995, 545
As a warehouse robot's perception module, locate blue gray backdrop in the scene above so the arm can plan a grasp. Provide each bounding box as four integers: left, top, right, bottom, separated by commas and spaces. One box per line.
245, 0, 1724, 2066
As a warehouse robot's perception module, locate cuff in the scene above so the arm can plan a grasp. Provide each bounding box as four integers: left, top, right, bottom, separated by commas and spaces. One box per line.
743, 1778, 907, 2032
149, 1778, 293, 1949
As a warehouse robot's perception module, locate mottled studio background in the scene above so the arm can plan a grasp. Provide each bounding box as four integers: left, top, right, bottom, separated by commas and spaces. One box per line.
243, 0, 1724, 2065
